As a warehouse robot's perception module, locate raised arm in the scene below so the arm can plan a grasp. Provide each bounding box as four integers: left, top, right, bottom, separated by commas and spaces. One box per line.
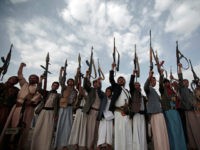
83, 70, 91, 93
144, 71, 153, 94
177, 63, 184, 87
109, 63, 117, 86
129, 70, 137, 92
159, 69, 164, 95
17, 62, 26, 87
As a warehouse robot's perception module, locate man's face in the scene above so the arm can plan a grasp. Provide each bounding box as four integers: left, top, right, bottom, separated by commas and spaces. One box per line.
117, 77, 125, 86
183, 79, 189, 87
150, 78, 156, 87
172, 81, 178, 89
51, 83, 59, 91
29, 75, 38, 85
93, 81, 98, 89
67, 79, 74, 87
106, 88, 112, 97
134, 82, 141, 91
8, 76, 18, 85
164, 81, 170, 88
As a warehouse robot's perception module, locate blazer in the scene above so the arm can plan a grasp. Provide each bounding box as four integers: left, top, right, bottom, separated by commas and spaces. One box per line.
96, 88, 107, 121
178, 73, 196, 110
109, 70, 123, 112
144, 78, 162, 114
82, 77, 103, 114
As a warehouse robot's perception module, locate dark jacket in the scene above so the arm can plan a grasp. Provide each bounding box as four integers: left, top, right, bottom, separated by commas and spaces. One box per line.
82, 77, 103, 114
129, 75, 146, 114
96, 88, 107, 121
159, 75, 176, 111
178, 73, 196, 110
0, 83, 19, 107
82, 77, 96, 113
144, 78, 162, 114
109, 70, 123, 112
36, 83, 60, 116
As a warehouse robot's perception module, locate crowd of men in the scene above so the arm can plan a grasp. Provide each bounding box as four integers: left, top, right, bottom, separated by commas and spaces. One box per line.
0, 58, 200, 150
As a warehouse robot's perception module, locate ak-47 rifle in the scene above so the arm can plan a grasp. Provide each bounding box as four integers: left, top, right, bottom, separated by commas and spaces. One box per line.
86, 47, 97, 79
0, 44, 13, 80
97, 59, 105, 80
113, 37, 120, 74
189, 59, 200, 90
149, 30, 165, 75
134, 44, 140, 81
153, 50, 166, 76
149, 31, 154, 72
60, 59, 68, 95
75, 53, 84, 89
40, 52, 51, 93
176, 41, 189, 73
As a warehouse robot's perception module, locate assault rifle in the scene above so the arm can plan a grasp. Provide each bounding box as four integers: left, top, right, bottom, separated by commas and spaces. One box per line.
60, 59, 68, 95
149, 31, 153, 72
133, 44, 140, 81
176, 41, 189, 72
97, 59, 105, 80
75, 53, 84, 89
189, 59, 200, 90
149, 30, 165, 75
86, 47, 97, 79
40, 52, 51, 92
0, 44, 13, 80
113, 37, 120, 74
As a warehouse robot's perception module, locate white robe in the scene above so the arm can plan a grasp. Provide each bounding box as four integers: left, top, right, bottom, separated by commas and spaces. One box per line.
68, 98, 87, 147
114, 87, 133, 150
97, 99, 114, 146
31, 93, 57, 150
132, 97, 147, 150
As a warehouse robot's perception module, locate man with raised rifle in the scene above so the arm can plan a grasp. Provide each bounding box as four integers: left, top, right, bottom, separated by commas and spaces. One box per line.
109, 63, 133, 150
54, 65, 77, 150
2, 62, 41, 150
177, 63, 200, 149
144, 70, 169, 150
31, 75, 60, 150
159, 69, 187, 150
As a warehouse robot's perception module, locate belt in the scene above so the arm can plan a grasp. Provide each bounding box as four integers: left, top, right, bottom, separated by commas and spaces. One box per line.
68, 103, 73, 106
115, 106, 127, 111
91, 107, 99, 111
16, 102, 23, 107
115, 107, 128, 116
78, 106, 83, 109
43, 107, 54, 110
115, 107, 123, 112
170, 106, 176, 110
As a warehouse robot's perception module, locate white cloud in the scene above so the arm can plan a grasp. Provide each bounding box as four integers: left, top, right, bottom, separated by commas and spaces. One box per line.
10, 0, 29, 4
165, 1, 200, 37
153, 0, 173, 18
106, 2, 133, 30
3, 0, 200, 92
5, 17, 76, 73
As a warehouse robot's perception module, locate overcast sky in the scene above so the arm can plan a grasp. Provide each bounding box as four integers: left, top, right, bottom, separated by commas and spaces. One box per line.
0, 0, 200, 93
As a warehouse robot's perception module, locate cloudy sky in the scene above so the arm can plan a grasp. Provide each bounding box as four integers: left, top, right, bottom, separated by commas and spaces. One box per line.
0, 0, 200, 92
